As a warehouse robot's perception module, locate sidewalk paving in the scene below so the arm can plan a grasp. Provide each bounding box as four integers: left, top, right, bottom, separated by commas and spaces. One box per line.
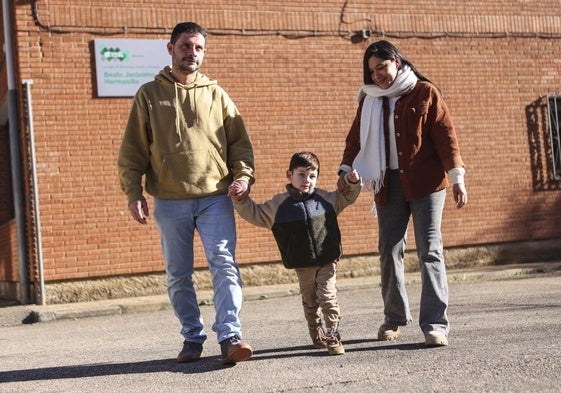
1, 260, 560, 328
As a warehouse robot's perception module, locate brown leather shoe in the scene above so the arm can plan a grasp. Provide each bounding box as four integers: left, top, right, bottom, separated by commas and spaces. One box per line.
220, 335, 253, 365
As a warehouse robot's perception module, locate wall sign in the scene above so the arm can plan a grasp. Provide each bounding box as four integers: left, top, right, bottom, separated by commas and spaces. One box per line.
94, 39, 169, 97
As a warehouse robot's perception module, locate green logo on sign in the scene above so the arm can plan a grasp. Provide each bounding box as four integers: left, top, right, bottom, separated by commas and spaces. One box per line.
100, 46, 129, 62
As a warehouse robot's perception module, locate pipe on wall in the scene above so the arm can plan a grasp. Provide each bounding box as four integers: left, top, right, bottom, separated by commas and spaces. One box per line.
22, 79, 44, 305
2, 0, 31, 304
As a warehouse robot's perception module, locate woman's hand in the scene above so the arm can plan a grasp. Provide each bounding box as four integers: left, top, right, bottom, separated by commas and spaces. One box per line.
453, 183, 468, 209
337, 172, 352, 196
346, 170, 360, 184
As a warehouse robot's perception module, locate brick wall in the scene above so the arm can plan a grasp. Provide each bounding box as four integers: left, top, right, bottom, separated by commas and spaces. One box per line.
5, 0, 561, 282
0, 221, 18, 282
0, 125, 11, 223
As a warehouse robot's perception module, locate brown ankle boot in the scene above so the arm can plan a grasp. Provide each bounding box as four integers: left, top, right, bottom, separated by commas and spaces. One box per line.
308, 326, 327, 349
325, 326, 345, 355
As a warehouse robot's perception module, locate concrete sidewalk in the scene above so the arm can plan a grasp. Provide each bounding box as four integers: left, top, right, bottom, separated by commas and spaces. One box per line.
1, 260, 560, 328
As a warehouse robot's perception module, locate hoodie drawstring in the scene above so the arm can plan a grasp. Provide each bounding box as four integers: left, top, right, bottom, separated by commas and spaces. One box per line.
174, 82, 182, 142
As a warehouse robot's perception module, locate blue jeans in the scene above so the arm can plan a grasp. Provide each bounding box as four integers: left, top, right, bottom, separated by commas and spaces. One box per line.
375, 170, 449, 335
153, 195, 243, 344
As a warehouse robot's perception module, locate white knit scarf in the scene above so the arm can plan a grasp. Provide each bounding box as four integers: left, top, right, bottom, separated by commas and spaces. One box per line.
352, 65, 418, 194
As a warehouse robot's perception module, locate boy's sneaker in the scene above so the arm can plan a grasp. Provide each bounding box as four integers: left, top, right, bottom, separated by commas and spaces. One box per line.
219, 335, 253, 365
177, 341, 203, 362
377, 323, 400, 341
425, 331, 448, 347
309, 326, 327, 349
325, 327, 345, 355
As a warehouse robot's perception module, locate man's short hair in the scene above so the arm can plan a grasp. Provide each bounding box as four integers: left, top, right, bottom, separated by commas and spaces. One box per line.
170, 22, 207, 44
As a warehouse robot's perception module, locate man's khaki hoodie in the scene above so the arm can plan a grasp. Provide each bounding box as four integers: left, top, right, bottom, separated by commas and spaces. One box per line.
118, 67, 254, 205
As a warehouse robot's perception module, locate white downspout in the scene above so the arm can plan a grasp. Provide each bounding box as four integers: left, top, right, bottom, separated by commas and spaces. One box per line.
22, 79, 45, 305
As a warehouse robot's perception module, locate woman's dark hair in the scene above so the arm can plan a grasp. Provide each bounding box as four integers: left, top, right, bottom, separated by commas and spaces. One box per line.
289, 151, 320, 174
170, 22, 207, 44
363, 40, 434, 86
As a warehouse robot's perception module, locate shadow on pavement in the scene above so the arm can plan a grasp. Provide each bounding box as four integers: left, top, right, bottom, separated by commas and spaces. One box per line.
1, 341, 426, 383
250, 339, 425, 361
0, 357, 230, 382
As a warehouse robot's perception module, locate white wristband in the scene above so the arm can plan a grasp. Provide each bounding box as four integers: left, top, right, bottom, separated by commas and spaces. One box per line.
338, 164, 353, 175
447, 167, 465, 185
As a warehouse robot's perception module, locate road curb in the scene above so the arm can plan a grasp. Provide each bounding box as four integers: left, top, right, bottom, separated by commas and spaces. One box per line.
2, 261, 560, 327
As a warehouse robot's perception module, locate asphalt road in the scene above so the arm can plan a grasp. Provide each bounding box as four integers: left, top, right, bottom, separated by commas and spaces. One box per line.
1, 266, 560, 392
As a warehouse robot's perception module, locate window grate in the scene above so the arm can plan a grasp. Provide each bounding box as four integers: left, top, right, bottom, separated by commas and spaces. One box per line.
547, 95, 561, 180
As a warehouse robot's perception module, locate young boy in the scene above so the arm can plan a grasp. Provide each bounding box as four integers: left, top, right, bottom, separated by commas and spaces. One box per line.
229, 151, 361, 355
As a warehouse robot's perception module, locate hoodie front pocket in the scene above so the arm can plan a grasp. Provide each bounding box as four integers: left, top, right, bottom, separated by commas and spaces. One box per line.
159, 148, 228, 188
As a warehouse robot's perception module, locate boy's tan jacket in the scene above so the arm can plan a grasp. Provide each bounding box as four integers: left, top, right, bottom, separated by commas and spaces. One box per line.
118, 67, 254, 205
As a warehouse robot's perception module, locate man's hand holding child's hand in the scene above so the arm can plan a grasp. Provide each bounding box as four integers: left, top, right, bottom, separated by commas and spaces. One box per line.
228, 180, 250, 203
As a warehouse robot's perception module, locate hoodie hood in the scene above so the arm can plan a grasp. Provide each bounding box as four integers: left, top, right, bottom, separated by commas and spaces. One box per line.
155, 66, 218, 142
155, 65, 218, 88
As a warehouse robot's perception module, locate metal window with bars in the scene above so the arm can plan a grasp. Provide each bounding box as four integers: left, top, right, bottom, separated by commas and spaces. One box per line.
547, 95, 561, 180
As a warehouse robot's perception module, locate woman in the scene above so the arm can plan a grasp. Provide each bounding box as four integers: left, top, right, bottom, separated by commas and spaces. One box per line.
338, 40, 468, 347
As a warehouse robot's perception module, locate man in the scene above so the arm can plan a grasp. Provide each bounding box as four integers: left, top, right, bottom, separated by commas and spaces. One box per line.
118, 22, 254, 365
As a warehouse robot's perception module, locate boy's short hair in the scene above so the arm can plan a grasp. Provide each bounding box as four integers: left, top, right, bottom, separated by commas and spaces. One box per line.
170, 22, 207, 44
289, 151, 320, 174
